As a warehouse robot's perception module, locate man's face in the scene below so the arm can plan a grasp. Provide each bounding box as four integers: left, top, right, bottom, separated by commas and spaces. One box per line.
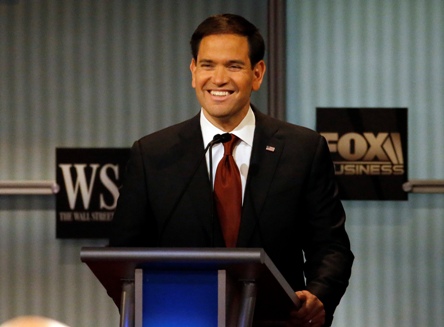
190, 34, 266, 131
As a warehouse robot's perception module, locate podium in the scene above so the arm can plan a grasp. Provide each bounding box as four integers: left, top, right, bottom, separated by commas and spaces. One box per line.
80, 247, 300, 327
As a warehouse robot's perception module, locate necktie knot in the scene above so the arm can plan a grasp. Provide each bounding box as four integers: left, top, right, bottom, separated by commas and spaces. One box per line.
223, 134, 239, 156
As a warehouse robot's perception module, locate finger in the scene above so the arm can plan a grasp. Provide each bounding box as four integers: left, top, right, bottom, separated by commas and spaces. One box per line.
304, 310, 326, 327
296, 290, 307, 301
293, 291, 309, 317
295, 299, 325, 326
299, 318, 323, 327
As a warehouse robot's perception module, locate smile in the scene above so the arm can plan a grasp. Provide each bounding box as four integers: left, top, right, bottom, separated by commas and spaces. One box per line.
210, 90, 232, 97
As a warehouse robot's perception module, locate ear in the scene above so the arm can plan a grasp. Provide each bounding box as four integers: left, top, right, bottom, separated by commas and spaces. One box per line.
252, 60, 266, 91
190, 58, 197, 88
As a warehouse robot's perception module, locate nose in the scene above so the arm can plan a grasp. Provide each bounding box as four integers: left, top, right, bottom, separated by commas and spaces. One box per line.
211, 66, 228, 85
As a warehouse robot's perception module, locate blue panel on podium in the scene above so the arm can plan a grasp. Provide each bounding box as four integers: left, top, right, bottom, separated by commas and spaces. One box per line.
142, 270, 218, 327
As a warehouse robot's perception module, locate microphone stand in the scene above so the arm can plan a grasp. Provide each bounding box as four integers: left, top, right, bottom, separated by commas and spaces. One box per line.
159, 133, 231, 245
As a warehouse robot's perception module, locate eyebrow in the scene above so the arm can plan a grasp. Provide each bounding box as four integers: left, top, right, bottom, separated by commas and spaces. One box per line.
198, 59, 247, 66
226, 60, 246, 66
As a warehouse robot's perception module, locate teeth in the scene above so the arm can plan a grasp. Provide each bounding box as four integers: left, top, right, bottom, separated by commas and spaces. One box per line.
211, 91, 230, 96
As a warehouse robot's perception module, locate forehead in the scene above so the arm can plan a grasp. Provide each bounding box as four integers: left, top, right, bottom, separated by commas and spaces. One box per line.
197, 34, 250, 60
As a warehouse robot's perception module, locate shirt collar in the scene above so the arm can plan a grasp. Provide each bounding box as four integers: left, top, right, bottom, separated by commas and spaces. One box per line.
200, 107, 256, 147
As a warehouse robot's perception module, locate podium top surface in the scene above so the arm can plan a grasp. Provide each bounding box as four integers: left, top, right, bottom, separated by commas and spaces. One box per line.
81, 247, 269, 266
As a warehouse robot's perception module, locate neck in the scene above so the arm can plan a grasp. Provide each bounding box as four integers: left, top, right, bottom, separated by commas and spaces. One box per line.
204, 107, 250, 132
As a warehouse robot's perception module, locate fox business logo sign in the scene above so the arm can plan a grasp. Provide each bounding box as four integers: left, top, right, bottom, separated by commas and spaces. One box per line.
56, 148, 130, 238
322, 132, 405, 176
317, 108, 408, 200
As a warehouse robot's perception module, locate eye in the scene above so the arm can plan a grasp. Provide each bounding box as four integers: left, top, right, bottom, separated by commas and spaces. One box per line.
228, 64, 242, 71
199, 62, 214, 70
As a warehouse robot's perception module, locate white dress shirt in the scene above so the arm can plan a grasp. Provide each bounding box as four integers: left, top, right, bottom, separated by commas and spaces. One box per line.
200, 108, 256, 203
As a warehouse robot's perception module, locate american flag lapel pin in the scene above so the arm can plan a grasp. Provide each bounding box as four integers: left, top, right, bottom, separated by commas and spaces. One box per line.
265, 145, 275, 152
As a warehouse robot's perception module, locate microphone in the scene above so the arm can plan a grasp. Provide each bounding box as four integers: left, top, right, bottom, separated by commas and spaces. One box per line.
159, 133, 231, 245
207, 133, 231, 150
216, 133, 232, 144
207, 133, 231, 186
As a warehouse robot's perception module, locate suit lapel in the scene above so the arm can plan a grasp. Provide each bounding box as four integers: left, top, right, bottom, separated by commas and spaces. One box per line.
162, 114, 224, 246
237, 110, 284, 247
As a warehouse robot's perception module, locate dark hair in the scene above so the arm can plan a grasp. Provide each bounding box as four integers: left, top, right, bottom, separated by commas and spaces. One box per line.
190, 13, 265, 67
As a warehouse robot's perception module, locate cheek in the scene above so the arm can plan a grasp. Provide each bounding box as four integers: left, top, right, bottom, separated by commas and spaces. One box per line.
192, 73, 206, 89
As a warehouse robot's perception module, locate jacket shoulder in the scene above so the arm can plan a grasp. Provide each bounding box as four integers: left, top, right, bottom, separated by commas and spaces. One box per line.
136, 114, 201, 150
255, 109, 322, 143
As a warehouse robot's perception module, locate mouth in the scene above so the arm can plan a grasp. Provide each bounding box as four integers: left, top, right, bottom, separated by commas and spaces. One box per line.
209, 90, 233, 97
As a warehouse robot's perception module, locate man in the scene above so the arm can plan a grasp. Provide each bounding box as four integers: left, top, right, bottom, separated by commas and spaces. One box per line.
109, 14, 353, 326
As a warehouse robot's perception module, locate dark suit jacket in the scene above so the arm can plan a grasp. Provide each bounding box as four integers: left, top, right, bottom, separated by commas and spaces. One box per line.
109, 109, 354, 324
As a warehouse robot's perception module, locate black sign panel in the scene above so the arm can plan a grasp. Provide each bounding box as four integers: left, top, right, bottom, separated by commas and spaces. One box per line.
316, 108, 408, 200
56, 148, 130, 238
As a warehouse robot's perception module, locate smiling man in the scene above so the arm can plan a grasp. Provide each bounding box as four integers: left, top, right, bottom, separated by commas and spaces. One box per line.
190, 33, 265, 132
110, 14, 353, 327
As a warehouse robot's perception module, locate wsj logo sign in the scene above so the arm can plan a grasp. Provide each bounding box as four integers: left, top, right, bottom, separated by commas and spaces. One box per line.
316, 108, 408, 200
322, 132, 405, 176
56, 148, 130, 238
59, 163, 120, 211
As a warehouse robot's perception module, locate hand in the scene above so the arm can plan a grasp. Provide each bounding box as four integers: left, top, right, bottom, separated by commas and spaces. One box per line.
286, 290, 325, 327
